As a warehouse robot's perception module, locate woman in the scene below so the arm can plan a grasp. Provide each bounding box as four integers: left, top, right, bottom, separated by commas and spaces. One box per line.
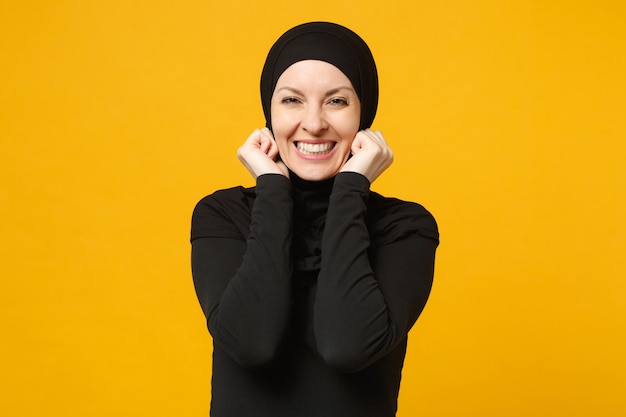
191, 22, 438, 417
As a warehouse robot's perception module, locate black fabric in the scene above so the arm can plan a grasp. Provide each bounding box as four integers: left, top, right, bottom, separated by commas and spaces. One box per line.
260, 22, 379, 131
191, 172, 439, 417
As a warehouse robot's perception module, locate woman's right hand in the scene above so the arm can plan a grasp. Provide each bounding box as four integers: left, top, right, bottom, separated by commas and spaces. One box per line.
237, 128, 289, 179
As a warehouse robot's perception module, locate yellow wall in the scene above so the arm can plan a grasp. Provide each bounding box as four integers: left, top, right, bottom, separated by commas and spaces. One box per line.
1, 1, 624, 415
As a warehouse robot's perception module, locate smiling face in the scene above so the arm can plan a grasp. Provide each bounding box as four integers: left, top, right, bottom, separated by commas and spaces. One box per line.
270, 60, 361, 181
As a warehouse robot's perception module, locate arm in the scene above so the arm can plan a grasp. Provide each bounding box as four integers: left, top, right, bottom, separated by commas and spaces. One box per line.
314, 172, 437, 372
191, 174, 293, 368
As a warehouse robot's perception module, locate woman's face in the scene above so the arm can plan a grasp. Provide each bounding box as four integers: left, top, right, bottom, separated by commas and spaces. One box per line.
270, 60, 361, 181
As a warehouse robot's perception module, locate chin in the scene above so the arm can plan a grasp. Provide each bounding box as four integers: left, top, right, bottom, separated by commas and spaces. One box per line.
290, 165, 339, 182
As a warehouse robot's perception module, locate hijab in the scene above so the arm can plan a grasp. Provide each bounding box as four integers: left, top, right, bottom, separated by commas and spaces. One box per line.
260, 22, 379, 131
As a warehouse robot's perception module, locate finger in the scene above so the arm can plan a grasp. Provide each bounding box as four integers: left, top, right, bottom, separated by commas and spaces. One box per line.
362, 129, 390, 152
260, 128, 279, 158
351, 130, 374, 153
372, 130, 387, 144
351, 130, 366, 150
361, 128, 385, 144
266, 142, 279, 160
259, 137, 271, 154
260, 127, 274, 139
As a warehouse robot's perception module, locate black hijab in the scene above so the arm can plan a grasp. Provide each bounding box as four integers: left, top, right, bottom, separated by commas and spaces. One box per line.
260, 22, 379, 131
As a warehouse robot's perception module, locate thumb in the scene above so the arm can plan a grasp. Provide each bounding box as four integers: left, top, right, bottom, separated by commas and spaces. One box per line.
351, 133, 365, 154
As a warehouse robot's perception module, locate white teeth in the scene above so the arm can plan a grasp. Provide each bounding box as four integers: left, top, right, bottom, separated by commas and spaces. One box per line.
296, 142, 334, 155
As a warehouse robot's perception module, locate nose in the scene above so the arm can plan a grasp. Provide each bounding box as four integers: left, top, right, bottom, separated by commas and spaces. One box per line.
301, 105, 328, 135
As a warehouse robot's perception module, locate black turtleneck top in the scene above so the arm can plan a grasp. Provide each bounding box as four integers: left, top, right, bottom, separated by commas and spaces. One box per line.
191, 172, 438, 417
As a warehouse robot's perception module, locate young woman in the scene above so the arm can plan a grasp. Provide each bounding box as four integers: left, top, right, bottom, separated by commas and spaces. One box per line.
191, 21, 439, 417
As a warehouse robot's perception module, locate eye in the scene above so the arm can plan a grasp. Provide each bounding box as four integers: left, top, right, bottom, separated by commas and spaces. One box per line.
328, 97, 349, 106
281, 96, 301, 105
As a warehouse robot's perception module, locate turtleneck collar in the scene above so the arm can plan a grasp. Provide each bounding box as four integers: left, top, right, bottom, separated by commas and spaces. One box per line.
290, 171, 335, 272
290, 171, 335, 218
290, 171, 335, 192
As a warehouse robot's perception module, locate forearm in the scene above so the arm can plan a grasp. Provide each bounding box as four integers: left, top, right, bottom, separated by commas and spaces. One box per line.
314, 172, 436, 372
192, 174, 294, 368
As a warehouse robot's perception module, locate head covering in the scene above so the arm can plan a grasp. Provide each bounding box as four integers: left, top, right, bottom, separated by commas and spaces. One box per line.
260, 22, 379, 131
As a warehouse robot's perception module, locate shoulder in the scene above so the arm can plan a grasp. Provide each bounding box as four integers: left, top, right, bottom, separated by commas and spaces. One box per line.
191, 185, 256, 242
367, 192, 439, 246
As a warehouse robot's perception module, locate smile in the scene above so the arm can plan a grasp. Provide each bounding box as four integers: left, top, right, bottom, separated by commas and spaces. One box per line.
295, 141, 336, 155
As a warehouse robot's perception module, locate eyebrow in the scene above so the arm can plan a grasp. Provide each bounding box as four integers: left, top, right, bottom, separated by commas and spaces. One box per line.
274, 86, 356, 96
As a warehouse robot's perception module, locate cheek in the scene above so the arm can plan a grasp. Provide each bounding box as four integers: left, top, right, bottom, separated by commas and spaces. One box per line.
339, 138, 355, 159
270, 106, 293, 135
338, 120, 360, 142
275, 137, 291, 157
270, 119, 291, 150
336, 107, 361, 137
270, 120, 294, 159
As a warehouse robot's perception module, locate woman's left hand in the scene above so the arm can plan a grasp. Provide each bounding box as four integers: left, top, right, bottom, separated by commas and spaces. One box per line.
340, 129, 393, 183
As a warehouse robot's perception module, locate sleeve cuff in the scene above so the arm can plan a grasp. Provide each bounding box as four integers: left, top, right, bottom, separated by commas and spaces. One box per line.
255, 174, 292, 195
333, 172, 371, 197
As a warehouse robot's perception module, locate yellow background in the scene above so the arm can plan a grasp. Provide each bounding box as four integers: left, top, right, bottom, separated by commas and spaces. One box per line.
1, 1, 624, 415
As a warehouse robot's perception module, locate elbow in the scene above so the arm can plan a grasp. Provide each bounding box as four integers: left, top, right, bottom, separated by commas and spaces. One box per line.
210, 319, 284, 369
229, 340, 282, 369
315, 322, 395, 373
317, 341, 372, 373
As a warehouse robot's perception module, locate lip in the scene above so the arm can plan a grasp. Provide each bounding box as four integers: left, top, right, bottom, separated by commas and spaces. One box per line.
293, 140, 337, 160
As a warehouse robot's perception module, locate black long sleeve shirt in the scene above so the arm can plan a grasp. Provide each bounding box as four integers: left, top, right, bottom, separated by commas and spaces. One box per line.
191, 172, 438, 417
